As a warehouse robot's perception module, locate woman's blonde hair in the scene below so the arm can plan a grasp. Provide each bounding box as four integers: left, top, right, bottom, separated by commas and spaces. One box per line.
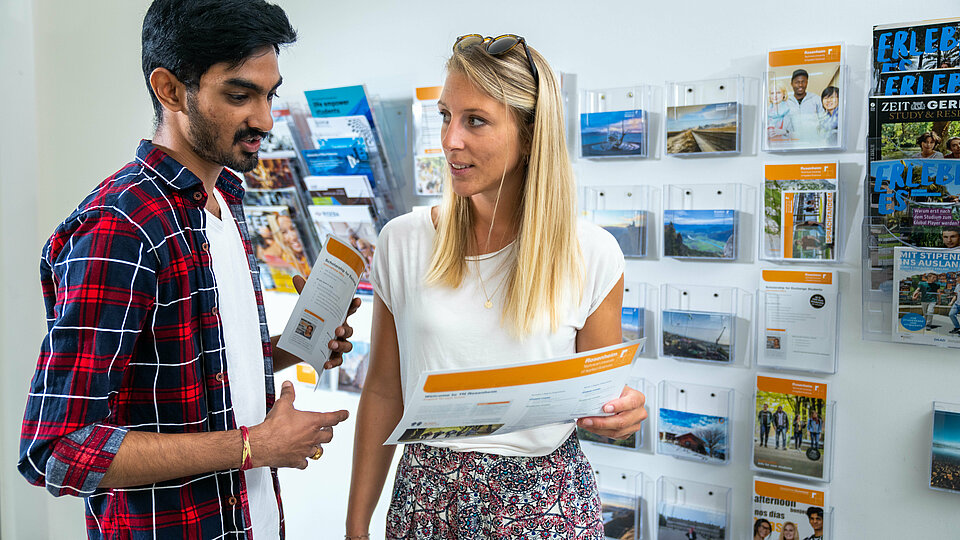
780, 521, 798, 540
424, 39, 582, 337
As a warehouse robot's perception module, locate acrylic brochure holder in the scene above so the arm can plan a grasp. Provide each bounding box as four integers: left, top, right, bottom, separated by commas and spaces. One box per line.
664, 77, 743, 157
657, 380, 733, 465
656, 476, 730, 540
583, 185, 656, 259
760, 162, 842, 263
663, 183, 754, 263
595, 467, 644, 540
579, 85, 653, 159
623, 281, 656, 357
577, 377, 652, 453
660, 283, 754, 367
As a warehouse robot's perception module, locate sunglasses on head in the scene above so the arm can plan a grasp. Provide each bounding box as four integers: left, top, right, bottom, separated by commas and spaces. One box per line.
453, 34, 540, 89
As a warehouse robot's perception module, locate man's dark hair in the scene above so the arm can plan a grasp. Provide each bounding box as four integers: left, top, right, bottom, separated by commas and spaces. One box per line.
805, 506, 823, 518
753, 519, 771, 535
791, 69, 809, 81
944, 226, 960, 234
820, 86, 839, 99
142, 0, 297, 125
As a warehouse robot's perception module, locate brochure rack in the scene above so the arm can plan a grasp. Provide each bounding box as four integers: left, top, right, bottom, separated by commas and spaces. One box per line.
579, 85, 653, 159
656, 476, 730, 540
583, 185, 655, 258
623, 281, 656, 353
752, 476, 833, 539
594, 467, 644, 540
657, 380, 733, 465
659, 283, 753, 367
757, 269, 839, 374
664, 77, 743, 158
762, 43, 847, 152
752, 374, 835, 483
930, 401, 960, 495
663, 183, 754, 262
760, 162, 842, 263
579, 377, 653, 453
412, 86, 444, 197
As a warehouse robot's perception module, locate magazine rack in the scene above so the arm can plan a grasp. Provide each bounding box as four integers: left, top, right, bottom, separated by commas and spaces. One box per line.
762, 43, 847, 152
757, 269, 840, 374
759, 162, 843, 263
595, 467, 644, 540
663, 183, 754, 262
659, 283, 753, 367
656, 477, 730, 540
657, 380, 734, 465
583, 185, 656, 258
752, 477, 834, 538
752, 374, 835, 483
579, 85, 653, 159
664, 77, 743, 158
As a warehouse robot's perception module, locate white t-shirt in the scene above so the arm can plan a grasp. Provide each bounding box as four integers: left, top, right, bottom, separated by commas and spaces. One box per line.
371, 207, 624, 456
205, 189, 280, 539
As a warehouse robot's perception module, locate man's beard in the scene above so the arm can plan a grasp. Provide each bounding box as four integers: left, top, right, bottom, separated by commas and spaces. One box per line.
185, 94, 262, 173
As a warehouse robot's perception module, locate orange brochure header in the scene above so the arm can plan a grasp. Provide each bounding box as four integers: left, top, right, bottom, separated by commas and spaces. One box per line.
765, 163, 837, 181
762, 270, 833, 285
768, 45, 842, 67
416, 86, 442, 101
423, 342, 640, 393
327, 236, 367, 278
755, 480, 825, 506
757, 375, 827, 400
296, 364, 317, 385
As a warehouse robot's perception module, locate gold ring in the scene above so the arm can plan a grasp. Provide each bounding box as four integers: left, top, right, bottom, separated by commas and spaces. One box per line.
309, 446, 323, 460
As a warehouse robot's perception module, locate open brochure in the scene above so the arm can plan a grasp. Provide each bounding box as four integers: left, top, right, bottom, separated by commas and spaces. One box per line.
384, 339, 645, 445
276, 235, 367, 374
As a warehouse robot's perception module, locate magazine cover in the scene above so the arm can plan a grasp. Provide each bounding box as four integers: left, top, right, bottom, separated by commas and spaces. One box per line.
658, 408, 727, 464
590, 209, 648, 257
754, 375, 828, 481
765, 45, 843, 150
243, 157, 298, 190
931, 401, 960, 493
892, 247, 960, 347
661, 309, 734, 363
244, 205, 313, 294
759, 270, 838, 373
337, 340, 369, 394
306, 115, 379, 153
577, 427, 640, 450
304, 85, 380, 137
413, 86, 445, 196
872, 18, 960, 93
622, 306, 643, 342
580, 109, 646, 157
663, 209, 737, 259
600, 490, 639, 540
304, 175, 375, 207
753, 478, 829, 540
657, 502, 726, 540
261, 108, 298, 159
878, 67, 960, 96
665, 101, 739, 155
763, 162, 838, 261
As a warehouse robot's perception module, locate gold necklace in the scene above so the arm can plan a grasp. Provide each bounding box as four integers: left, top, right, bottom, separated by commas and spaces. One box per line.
473, 252, 506, 309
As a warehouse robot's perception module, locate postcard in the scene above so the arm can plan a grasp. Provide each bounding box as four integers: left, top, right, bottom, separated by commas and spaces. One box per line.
600, 490, 639, 540
665, 101, 739, 154
621, 307, 643, 342
657, 502, 726, 540
931, 402, 960, 493
580, 109, 646, 158
663, 209, 737, 260
591, 209, 648, 257
658, 407, 728, 464
661, 309, 734, 363
577, 426, 639, 450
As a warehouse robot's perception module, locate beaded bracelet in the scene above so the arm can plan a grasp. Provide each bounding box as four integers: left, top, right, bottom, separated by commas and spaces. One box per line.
240, 426, 253, 471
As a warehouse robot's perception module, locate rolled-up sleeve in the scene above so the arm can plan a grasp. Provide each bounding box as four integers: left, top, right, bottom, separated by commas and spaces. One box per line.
19, 209, 157, 496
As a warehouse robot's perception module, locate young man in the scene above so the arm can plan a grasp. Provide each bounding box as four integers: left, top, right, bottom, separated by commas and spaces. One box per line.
942, 226, 960, 249
913, 272, 943, 330
945, 136, 960, 159
785, 69, 824, 142
773, 405, 789, 450
758, 403, 773, 448
802, 506, 824, 540
18, 1, 357, 538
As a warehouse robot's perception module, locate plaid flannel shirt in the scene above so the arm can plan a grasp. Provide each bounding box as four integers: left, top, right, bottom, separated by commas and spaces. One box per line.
19, 140, 283, 539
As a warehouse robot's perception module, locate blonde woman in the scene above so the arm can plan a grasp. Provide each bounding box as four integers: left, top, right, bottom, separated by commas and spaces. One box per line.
780, 521, 799, 540
345, 34, 647, 539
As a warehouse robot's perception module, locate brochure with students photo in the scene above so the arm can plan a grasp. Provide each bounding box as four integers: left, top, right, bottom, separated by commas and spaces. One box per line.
765, 44, 844, 150
754, 375, 829, 481
753, 478, 830, 540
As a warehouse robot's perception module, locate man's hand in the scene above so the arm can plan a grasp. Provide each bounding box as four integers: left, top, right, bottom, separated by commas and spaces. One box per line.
292, 275, 361, 370
249, 381, 349, 469
576, 386, 647, 440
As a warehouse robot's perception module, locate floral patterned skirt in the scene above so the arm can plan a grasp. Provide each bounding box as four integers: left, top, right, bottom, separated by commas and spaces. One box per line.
385, 433, 603, 539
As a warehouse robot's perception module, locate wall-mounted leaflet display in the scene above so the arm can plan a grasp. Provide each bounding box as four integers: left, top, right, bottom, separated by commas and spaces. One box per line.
579, 85, 652, 159
623, 281, 655, 348
753, 374, 834, 482
660, 283, 753, 367
579, 377, 653, 453
583, 185, 654, 258
872, 18, 960, 96
664, 77, 742, 157
758, 269, 839, 374
412, 86, 444, 196
657, 381, 733, 465
930, 401, 960, 495
763, 44, 846, 152
761, 163, 840, 263
663, 183, 753, 262
752, 477, 832, 540
595, 467, 643, 540
656, 476, 729, 540
892, 248, 960, 349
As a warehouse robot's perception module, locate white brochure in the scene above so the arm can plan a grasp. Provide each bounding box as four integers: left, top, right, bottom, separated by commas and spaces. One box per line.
277, 235, 366, 374
758, 269, 838, 373
384, 339, 645, 445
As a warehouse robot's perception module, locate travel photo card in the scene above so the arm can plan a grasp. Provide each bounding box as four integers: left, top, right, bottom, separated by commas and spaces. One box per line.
658, 408, 728, 465
657, 501, 726, 540
665, 101, 740, 155
931, 401, 960, 494
580, 109, 646, 158
590, 209, 648, 258
754, 375, 830, 481
661, 309, 734, 363
663, 209, 738, 260
600, 490, 640, 540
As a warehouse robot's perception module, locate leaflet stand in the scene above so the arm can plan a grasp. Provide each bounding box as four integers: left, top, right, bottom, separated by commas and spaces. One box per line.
623, 281, 656, 355
752, 373, 835, 483
657, 380, 733, 465
760, 162, 842, 263
664, 77, 743, 158
663, 183, 755, 263
930, 401, 960, 495
579, 85, 653, 159
763, 43, 847, 153
595, 467, 644, 540
757, 269, 840, 374
656, 476, 730, 540
579, 376, 653, 453
752, 476, 833, 538
583, 185, 656, 259
659, 283, 754, 367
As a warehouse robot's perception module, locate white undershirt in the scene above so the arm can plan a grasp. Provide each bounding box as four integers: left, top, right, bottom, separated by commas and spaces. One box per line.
205, 189, 280, 539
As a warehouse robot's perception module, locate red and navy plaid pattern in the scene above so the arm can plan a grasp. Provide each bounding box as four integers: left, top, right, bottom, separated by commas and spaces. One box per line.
19, 140, 284, 539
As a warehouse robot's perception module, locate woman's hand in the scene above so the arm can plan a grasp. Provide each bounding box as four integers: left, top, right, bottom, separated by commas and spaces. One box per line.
577, 385, 647, 440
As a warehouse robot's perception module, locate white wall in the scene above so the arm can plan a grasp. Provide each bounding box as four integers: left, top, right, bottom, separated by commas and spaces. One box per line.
2, 0, 959, 539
